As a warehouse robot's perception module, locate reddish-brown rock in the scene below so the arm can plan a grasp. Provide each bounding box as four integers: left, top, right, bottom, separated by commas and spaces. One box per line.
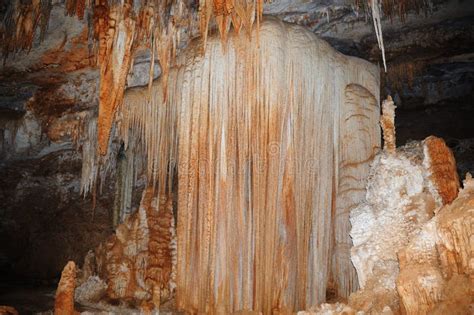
0, 306, 19, 315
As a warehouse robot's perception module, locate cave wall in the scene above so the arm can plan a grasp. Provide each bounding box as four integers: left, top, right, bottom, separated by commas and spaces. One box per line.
0, 2, 161, 281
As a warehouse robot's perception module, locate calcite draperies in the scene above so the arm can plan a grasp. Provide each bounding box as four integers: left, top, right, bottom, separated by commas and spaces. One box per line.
120, 18, 380, 313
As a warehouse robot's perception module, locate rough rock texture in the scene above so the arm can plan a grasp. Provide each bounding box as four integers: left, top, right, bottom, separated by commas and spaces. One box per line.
349, 136, 459, 314
397, 173, 474, 314
297, 303, 358, 315
0, 145, 115, 280
75, 276, 107, 304
79, 187, 176, 310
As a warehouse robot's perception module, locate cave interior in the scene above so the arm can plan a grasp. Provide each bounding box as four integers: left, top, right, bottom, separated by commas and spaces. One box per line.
0, 0, 473, 314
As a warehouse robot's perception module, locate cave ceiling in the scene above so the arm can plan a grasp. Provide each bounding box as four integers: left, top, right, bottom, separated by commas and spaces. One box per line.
0, 0, 473, 143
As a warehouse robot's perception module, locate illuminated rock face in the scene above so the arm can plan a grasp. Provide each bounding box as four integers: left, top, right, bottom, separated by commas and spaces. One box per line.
120, 18, 380, 313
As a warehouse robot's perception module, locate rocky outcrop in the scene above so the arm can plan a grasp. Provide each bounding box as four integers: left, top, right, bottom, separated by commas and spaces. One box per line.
77, 187, 176, 311
349, 136, 460, 314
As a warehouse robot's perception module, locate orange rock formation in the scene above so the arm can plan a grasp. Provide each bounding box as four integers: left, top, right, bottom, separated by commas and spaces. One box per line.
54, 261, 77, 315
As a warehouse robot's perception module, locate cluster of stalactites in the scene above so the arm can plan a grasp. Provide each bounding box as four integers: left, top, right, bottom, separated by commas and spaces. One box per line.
200, 0, 265, 45
78, 113, 118, 203
354, 0, 433, 73
0, 0, 267, 158
92, 0, 192, 156
95, 0, 268, 155
0, 0, 52, 60
354, 0, 433, 22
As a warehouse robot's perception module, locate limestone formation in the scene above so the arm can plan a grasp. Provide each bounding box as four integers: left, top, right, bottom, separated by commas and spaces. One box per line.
423, 136, 460, 205
349, 136, 459, 314
397, 173, 474, 314
380, 95, 396, 154
121, 17, 380, 313
79, 187, 175, 310
54, 261, 77, 315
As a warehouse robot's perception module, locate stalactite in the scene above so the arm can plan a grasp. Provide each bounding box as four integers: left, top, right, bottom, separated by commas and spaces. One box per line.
112, 134, 144, 226
79, 115, 99, 197
79, 113, 119, 204
120, 18, 380, 313
0, 0, 53, 60
354, 0, 431, 22
370, 0, 387, 72
97, 4, 136, 155
1, 0, 430, 161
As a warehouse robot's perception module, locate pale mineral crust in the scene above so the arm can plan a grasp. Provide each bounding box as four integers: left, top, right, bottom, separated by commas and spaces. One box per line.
349, 136, 460, 314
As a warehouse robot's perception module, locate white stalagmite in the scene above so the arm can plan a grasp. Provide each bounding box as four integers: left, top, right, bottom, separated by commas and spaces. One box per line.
120, 18, 380, 313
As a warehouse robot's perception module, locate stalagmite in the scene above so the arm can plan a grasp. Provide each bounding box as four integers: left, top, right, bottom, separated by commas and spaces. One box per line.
120, 18, 380, 313
349, 136, 460, 314
423, 136, 459, 205
380, 95, 396, 154
333, 83, 380, 299
54, 261, 77, 315
80, 187, 176, 309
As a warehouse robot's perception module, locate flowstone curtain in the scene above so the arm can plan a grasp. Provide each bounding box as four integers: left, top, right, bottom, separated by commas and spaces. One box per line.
120, 18, 380, 314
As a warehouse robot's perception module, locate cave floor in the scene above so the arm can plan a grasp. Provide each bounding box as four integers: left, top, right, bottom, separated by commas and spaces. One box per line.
0, 281, 184, 314
0, 282, 56, 314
